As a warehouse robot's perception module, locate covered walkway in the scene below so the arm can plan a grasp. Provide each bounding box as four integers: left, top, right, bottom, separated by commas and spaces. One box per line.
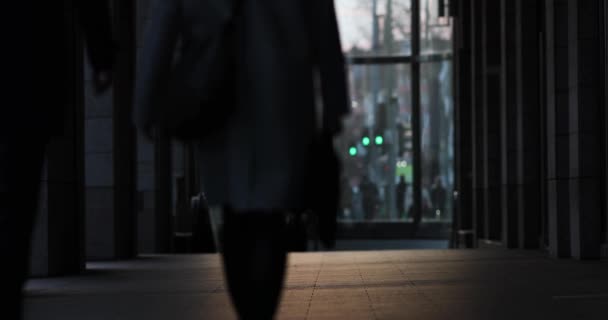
25, 250, 607, 320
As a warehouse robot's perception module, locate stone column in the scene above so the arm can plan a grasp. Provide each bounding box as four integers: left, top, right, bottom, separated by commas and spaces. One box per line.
136, 131, 156, 253
603, 1, 608, 258
134, 0, 157, 253
500, 0, 519, 248
155, 135, 173, 253
515, 0, 542, 249
84, 0, 137, 260
566, 0, 603, 260
545, 0, 571, 258
470, 0, 485, 243
481, 0, 502, 242
113, 0, 138, 259
453, 0, 474, 248
172, 142, 190, 234
30, 2, 85, 276
134, 0, 174, 254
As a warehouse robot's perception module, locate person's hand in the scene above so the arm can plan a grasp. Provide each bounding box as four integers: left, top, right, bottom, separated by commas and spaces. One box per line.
93, 70, 113, 94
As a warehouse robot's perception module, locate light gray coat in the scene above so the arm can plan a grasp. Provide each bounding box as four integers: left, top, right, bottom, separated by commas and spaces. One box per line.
134, 0, 349, 211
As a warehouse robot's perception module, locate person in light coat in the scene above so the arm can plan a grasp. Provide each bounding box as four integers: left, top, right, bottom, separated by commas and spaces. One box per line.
135, 0, 348, 318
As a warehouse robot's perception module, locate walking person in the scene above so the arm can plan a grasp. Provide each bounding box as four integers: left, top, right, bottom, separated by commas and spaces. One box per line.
360, 175, 378, 220
134, 0, 348, 318
0, 2, 114, 318
430, 175, 447, 220
396, 175, 407, 219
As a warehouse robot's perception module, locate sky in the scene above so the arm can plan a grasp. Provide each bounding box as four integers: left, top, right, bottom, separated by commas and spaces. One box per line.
334, 0, 450, 54
335, 0, 374, 51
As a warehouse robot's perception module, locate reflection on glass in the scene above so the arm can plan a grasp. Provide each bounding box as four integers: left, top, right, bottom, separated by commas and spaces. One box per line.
337, 64, 412, 222
335, 0, 452, 56
421, 61, 453, 222
420, 0, 452, 54
334, 0, 453, 225
335, 0, 412, 56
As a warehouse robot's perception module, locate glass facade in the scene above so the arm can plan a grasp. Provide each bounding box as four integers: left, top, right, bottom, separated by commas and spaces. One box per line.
337, 64, 412, 221
419, 0, 452, 54
335, 1, 453, 230
335, 0, 412, 56
420, 61, 453, 222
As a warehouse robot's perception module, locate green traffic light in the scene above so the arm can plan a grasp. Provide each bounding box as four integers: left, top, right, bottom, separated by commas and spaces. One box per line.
349, 147, 357, 156
375, 135, 384, 145
362, 136, 371, 146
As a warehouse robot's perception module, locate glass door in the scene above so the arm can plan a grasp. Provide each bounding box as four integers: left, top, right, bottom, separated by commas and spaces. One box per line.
334, 0, 453, 246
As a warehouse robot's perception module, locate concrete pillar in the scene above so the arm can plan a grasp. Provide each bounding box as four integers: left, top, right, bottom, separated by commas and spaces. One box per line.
134, 0, 174, 254
603, 1, 608, 257
454, 0, 474, 248
84, 0, 137, 260
155, 135, 173, 253
172, 142, 188, 233
470, 0, 485, 244
545, 0, 571, 258
30, 3, 85, 276
134, 0, 157, 253
515, 0, 542, 249
481, 0, 502, 242
500, 0, 519, 248
113, 0, 138, 259
136, 132, 156, 253
566, 0, 603, 260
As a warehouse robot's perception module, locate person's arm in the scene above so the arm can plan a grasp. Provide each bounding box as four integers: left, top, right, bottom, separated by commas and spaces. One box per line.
312, 0, 349, 136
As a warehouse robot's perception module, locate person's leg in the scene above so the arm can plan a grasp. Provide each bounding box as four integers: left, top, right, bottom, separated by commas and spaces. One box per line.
0, 138, 47, 319
221, 208, 288, 319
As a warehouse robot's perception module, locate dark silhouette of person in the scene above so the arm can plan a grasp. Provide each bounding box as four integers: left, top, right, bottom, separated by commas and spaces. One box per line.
430, 176, 447, 220
360, 175, 378, 220
134, 0, 348, 318
0, 2, 114, 318
408, 204, 423, 236
340, 175, 353, 219
396, 175, 407, 219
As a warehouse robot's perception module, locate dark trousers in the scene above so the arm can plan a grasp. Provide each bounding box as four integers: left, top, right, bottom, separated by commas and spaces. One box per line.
221, 208, 288, 320
0, 138, 47, 319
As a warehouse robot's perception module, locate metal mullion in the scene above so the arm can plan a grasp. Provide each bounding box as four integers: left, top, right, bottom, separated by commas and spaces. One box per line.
603, 0, 608, 243
348, 53, 452, 65
412, 0, 422, 231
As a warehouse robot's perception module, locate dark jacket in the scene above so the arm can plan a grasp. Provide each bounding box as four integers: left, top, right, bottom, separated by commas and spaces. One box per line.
135, 0, 349, 210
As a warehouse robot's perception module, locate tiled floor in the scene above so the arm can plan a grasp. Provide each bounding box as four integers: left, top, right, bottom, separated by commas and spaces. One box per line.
24, 250, 608, 319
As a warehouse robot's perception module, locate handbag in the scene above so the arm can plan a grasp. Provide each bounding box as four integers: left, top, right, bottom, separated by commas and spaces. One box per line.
161, 0, 243, 141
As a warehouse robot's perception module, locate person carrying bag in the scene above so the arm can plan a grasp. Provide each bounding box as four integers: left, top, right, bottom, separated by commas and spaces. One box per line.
134, 0, 349, 318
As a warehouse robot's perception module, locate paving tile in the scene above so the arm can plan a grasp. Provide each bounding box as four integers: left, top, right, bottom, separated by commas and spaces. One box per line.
24, 250, 608, 320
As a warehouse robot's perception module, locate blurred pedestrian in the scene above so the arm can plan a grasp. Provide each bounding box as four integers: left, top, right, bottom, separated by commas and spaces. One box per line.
134, 0, 348, 318
360, 175, 378, 220
396, 175, 407, 219
430, 175, 447, 220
